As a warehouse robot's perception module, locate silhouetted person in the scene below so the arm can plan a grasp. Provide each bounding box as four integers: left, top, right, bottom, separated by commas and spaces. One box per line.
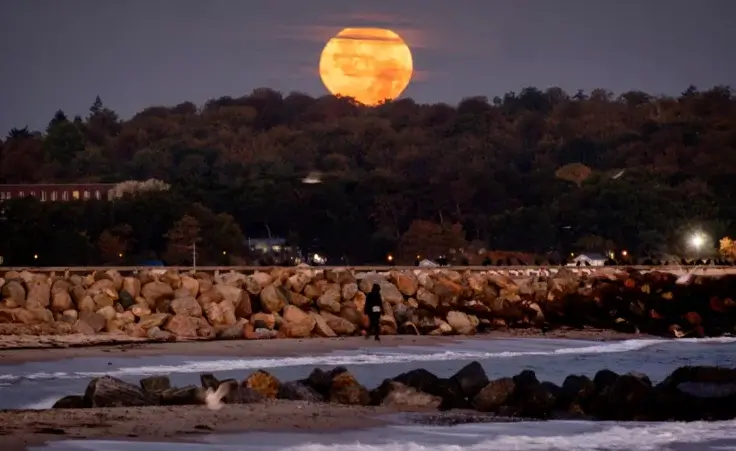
364, 284, 383, 341
482, 256, 492, 266
414, 256, 421, 266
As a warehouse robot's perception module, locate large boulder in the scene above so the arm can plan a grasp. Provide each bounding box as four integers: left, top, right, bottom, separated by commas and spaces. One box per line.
451, 361, 489, 400
393, 368, 468, 410
328, 371, 370, 406
319, 311, 356, 336
84, 376, 157, 407
371, 380, 442, 408
260, 285, 287, 313
159, 385, 207, 405
278, 380, 324, 402
243, 370, 281, 399
317, 288, 342, 313
141, 281, 174, 305
170, 296, 202, 317
162, 314, 198, 338
140, 376, 172, 393
472, 377, 515, 412
446, 311, 476, 335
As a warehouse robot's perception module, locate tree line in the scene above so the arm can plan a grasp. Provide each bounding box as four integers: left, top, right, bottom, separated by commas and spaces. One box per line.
0, 85, 734, 266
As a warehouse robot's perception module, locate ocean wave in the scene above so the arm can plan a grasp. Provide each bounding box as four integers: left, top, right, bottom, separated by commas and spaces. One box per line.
31, 419, 736, 451
3, 337, 735, 385
279, 420, 736, 451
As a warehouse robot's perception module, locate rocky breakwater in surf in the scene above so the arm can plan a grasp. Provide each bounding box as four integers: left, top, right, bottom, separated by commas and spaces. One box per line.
0, 267, 734, 340
46, 363, 736, 423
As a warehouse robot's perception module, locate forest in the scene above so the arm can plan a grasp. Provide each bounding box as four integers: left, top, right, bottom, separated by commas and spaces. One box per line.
0, 85, 734, 266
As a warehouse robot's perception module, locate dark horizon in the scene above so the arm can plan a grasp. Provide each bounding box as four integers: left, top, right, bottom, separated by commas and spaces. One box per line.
1, 0, 735, 133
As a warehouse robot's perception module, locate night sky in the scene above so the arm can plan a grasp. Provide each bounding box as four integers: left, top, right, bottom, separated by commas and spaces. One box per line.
1, 0, 734, 133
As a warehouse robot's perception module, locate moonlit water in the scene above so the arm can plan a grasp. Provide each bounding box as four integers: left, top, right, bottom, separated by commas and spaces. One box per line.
3, 337, 736, 450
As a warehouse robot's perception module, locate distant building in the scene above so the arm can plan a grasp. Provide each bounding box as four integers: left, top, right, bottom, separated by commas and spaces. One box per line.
247, 237, 287, 254
0, 183, 117, 202
568, 252, 607, 267
246, 237, 304, 265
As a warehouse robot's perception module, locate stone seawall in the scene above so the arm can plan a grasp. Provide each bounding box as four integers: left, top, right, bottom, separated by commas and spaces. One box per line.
0, 267, 734, 340
47, 363, 736, 423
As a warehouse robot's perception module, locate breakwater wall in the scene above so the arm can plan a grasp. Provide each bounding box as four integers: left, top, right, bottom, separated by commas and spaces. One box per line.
50, 363, 736, 423
1, 266, 735, 339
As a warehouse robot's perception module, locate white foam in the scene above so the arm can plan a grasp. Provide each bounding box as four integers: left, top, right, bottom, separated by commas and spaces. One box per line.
3, 337, 735, 385
278, 420, 736, 451
31, 420, 736, 451
20, 395, 67, 410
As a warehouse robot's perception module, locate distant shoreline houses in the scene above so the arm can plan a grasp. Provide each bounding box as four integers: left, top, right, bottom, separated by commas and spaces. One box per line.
0, 183, 117, 202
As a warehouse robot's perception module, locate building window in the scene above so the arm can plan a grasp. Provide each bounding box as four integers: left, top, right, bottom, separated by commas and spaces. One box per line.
83, 190, 90, 200
51, 191, 57, 201
72, 190, 80, 200
30, 190, 35, 197
41, 191, 47, 201
19, 191, 24, 197
5, 192, 10, 199
107, 190, 114, 201
95, 190, 101, 200
0, 193, 4, 200
62, 191, 68, 201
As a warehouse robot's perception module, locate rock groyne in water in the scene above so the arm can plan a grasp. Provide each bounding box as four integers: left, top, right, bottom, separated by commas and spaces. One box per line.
0, 267, 735, 339
48, 364, 736, 422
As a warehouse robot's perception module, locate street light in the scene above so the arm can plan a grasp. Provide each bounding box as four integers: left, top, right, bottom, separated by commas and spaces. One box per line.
689, 233, 707, 260
690, 233, 706, 249
33, 254, 38, 260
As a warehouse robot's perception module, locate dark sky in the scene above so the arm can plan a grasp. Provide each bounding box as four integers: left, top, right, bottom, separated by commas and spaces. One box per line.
1, 0, 734, 133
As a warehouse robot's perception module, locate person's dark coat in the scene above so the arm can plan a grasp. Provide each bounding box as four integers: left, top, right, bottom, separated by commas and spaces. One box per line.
364, 284, 383, 316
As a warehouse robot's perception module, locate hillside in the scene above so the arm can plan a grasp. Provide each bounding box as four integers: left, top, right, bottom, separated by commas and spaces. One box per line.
0, 86, 734, 265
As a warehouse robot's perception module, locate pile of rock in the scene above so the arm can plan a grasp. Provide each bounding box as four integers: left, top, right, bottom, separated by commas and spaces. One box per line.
0, 267, 734, 339
49, 363, 736, 422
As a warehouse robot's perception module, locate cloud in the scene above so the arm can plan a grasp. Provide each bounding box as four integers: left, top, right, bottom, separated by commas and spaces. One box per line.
271, 23, 430, 50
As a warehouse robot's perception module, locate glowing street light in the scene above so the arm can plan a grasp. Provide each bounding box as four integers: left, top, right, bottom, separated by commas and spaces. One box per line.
621, 250, 628, 257
690, 233, 706, 249
387, 253, 394, 263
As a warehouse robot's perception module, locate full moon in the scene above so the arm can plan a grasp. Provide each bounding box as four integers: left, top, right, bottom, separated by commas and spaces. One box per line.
319, 27, 414, 106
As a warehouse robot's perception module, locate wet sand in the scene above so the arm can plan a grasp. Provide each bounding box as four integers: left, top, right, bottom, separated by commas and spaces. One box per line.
0, 328, 647, 365
0, 400, 435, 451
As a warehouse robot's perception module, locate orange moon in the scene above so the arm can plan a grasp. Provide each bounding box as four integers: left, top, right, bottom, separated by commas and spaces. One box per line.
319, 27, 414, 106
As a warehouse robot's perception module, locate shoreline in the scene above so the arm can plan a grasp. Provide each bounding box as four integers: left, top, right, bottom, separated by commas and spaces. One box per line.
0, 328, 651, 365
1, 401, 426, 451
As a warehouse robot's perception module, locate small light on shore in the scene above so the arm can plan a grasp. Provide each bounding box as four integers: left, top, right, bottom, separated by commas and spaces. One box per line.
222, 250, 227, 255
387, 253, 394, 263
621, 250, 628, 257
33, 254, 38, 260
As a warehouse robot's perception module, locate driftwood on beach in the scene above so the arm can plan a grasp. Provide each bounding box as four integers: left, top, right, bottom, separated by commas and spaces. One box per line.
1, 266, 735, 340
48, 363, 736, 423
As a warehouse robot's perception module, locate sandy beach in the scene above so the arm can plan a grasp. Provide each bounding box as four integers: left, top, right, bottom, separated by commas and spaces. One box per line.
0, 400, 445, 451
0, 328, 647, 364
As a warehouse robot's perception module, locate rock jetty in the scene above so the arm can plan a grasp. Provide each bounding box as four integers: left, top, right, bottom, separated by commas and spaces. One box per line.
0, 267, 734, 339
48, 364, 736, 422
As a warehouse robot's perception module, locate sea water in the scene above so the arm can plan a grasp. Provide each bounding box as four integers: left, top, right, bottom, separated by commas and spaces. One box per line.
2, 337, 735, 450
